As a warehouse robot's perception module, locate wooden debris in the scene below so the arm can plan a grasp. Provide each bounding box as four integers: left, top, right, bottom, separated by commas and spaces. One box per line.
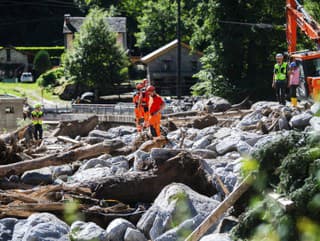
185, 175, 253, 241
0, 140, 124, 177
52, 115, 99, 138
57, 136, 82, 145
93, 152, 216, 203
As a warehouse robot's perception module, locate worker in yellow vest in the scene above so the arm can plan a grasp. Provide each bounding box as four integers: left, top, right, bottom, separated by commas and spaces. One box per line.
31, 103, 43, 140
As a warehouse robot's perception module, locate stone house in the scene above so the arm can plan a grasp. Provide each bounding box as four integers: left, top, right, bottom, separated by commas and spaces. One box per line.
0, 95, 24, 131
0, 47, 29, 81
141, 39, 203, 96
63, 14, 127, 50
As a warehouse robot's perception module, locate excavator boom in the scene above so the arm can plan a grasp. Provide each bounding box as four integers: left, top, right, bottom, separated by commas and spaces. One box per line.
286, 0, 320, 53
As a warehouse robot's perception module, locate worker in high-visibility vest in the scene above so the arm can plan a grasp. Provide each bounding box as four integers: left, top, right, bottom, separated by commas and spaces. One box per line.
146, 85, 165, 137
272, 53, 288, 105
133, 83, 144, 132
31, 103, 43, 140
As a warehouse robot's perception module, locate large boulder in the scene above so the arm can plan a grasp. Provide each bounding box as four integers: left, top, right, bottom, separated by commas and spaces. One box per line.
289, 112, 313, 129
105, 218, 136, 241
124, 227, 148, 241
21, 167, 53, 185
70, 221, 106, 241
88, 129, 113, 139
199, 233, 232, 241
0, 218, 18, 241
236, 111, 265, 129
192, 97, 231, 113
137, 183, 220, 241
68, 167, 112, 186
310, 116, 320, 131
12, 213, 70, 241
192, 135, 213, 150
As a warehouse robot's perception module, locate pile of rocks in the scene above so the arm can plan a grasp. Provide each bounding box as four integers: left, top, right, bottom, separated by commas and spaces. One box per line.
0, 97, 318, 241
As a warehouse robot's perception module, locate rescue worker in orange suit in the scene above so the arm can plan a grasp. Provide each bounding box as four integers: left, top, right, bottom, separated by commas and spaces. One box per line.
133, 83, 144, 132
146, 85, 165, 137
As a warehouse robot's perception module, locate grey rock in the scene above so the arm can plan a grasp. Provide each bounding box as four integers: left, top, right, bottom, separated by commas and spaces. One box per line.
105, 218, 135, 241
215, 137, 239, 155
107, 126, 137, 138
236, 111, 264, 129
21, 167, 53, 185
79, 158, 111, 171
251, 101, 281, 111
311, 102, 320, 115
310, 116, 320, 131
137, 183, 220, 240
278, 117, 290, 130
236, 141, 252, 155
107, 156, 129, 170
191, 97, 231, 113
134, 150, 152, 171
199, 233, 232, 241
0, 218, 18, 241
70, 221, 106, 241
68, 167, 112, 186
150, 148, 181, 163
191, 149, 217, 159
213, 128, 232, 139
12, 213, 70, 241
289, 112, 313, 129
88, 129, 112, 139
52, 165, 73, 179
124, 227, 147, 241
192, 135, 213, 150
154, 215, 204, 241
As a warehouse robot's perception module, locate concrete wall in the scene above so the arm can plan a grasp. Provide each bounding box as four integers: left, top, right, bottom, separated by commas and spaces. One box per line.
0, 97, 24, 131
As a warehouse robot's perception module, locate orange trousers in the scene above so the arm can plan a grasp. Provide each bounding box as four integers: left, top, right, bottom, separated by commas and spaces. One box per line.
149, 112, 161, 137
134, 108, 143, 131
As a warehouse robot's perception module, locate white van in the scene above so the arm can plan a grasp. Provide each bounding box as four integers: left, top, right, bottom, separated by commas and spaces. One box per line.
20, 72, 33, 83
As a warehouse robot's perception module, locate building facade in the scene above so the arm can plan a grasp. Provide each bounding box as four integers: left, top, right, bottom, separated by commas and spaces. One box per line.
0, 95, 24, 132
0, 47, 29, 82
141, 40, 203, 96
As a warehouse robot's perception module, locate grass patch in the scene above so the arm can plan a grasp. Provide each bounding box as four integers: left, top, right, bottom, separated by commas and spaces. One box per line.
0, 82, 68, 104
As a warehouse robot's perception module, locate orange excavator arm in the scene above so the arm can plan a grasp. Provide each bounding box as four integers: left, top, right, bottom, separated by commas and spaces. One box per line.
286, 0, 320, 54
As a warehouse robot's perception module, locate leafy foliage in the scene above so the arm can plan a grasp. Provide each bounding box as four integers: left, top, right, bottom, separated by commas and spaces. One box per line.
63, 8, 129, 97
37, 67, 64, 87
33, 50, 52, 77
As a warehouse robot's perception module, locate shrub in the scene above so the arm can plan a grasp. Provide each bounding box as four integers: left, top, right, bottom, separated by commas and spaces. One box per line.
37, 67, 64, 87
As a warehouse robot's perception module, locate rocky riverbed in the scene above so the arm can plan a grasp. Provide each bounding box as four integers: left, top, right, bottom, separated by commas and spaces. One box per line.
0, 97, 319, 241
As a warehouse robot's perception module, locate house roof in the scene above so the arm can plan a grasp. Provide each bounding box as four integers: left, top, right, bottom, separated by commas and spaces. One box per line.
63, 16, 126, 34
141, 39, 203, 64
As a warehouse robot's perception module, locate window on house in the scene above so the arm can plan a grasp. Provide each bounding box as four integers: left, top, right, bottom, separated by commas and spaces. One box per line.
191, 61, 198, 72
5, 106, 14, 113
162, 60, 171, 72
6, 49, 10, 62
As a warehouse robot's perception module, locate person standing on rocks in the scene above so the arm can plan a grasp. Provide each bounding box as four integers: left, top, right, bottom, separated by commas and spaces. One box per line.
146, 85, 165, 137
31, 103, 43, 141
288, 61, 300, 107
272, 53, 288, 105
133, 83, 144, 132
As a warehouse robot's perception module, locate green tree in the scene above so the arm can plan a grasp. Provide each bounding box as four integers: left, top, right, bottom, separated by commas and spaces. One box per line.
64, 8, 129, 99
33, 50, 52, 77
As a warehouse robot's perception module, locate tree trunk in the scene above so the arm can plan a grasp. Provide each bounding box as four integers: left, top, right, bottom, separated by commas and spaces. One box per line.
93, 152, 216, 203
0, 140, 124, 177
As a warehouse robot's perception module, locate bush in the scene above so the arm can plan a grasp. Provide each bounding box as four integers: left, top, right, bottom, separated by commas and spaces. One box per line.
33, 50, 52, 77
37, 67, 64, 87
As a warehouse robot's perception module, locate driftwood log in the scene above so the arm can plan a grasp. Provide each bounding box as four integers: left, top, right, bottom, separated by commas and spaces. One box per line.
0, 140, 124, 177
52, 115, 99, 138
93, 151, 216, 203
